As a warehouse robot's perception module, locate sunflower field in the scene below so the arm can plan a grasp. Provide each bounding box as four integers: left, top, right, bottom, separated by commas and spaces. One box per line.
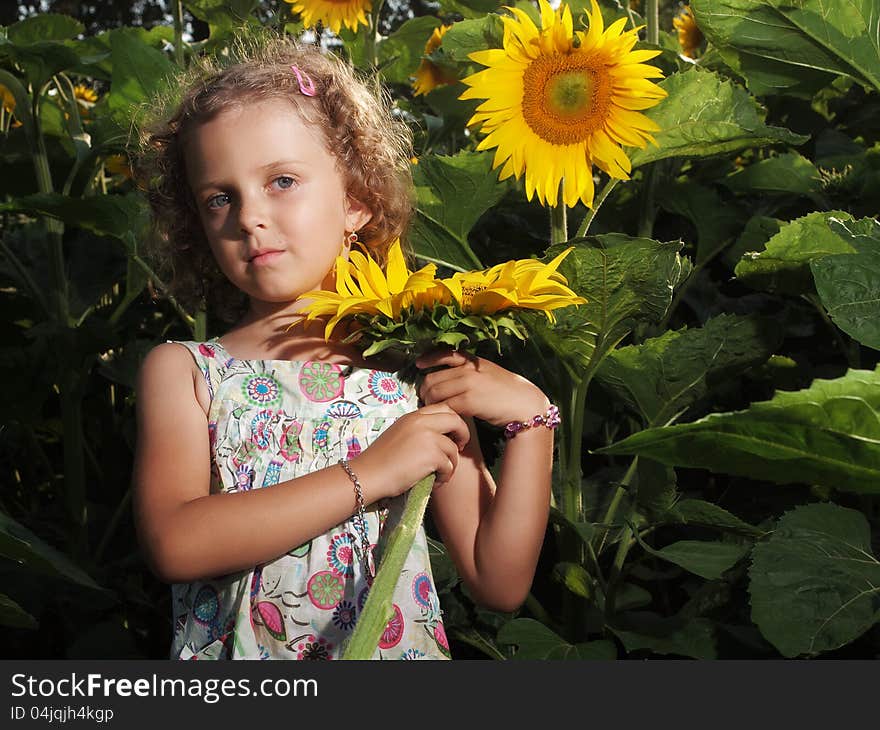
1, 0, 879, 660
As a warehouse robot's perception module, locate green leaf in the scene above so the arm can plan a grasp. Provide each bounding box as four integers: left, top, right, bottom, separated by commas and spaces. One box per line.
379, 16, 442, 85
530, 235, 687, 374
610, 615, 717, 658
734, 210, 857, 295
749, 503, 880, 657
184, 0, 258, 27
108, 28, 175, 130
723, 151, 822, 196
0, 512, 102, 590
633, 457, 678, 514
6, 14, 84, 43
0, 593, 38, 630
596, 313, 780, 427
410, 151, 507, 270
599, 365, 880, 495
655, 181, 741, 265
641, 539, 751, 580
438, 0, 506, 23
436, 15, 504, 65
811, 217, 880, 350
628, 69, 807, 168
666, 499, 765, 538
553, 562, 595, 599
497, 618, 617, 659
692, 0, 880, 95
722, 214, 782, 270
0, 192, 148, 250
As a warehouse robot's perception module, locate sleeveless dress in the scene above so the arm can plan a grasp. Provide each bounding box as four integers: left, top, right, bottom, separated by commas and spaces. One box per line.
168, 340, 450, 660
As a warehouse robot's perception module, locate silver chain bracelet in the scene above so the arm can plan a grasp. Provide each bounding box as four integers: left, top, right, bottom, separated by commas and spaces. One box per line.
338, 458, 375, 580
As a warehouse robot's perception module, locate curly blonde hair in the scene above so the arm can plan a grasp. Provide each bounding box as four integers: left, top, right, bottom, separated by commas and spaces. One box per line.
135, 38, 415, 320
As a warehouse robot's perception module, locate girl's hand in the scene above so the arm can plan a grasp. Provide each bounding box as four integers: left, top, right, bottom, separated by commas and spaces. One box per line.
351, 403, 470, 500
416, 350, 550, 428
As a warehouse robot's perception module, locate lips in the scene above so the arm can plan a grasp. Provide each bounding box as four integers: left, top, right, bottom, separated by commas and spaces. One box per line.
247, 249, 284, 264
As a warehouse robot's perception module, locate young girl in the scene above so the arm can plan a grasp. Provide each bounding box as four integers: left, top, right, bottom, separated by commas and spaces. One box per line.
132, 40, 554, 660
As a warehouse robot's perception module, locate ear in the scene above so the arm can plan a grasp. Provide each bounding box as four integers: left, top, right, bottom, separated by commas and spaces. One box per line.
344, 196, 372, 233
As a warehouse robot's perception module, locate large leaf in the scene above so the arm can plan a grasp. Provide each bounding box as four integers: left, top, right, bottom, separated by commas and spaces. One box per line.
497, 618, 617, 659
433, 15, 504, 65
666, 499, 765, 538
0, 192, 148, 250
811, 217, 880, 350
734, 210, 857, 294
722, 151, 822, 196
409, 151, 507, 270
0, 15, 83, 90
749, 503, 880, 657
640, 539, 751, 580
599, 366, 880, 494
531, 235, 687, 375
378, 16, 442, 85
596, 313, 780, 427
692, 0, 880, 96
0, 512, 101, 590
108, 28, 175, 130
628, 69, 807, 168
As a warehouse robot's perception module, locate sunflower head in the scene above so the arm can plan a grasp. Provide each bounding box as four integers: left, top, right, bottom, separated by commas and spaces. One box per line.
296, 241, 586, 360
673, 6, 704, 59
460, 0, 666, 208
284, 0, 372, 35
412, 24, 458, 97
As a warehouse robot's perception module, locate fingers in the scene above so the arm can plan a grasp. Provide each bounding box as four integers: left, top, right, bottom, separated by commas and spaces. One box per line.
433, 435, 460, 484
415, 349, 472, 370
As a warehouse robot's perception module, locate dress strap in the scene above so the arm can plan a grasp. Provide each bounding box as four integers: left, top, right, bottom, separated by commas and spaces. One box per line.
167, 339, 233, 403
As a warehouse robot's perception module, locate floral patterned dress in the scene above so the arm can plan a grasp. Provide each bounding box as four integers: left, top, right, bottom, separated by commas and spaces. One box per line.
168, 340, 450, 660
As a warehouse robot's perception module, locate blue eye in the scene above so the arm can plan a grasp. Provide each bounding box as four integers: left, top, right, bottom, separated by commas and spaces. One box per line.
206, 193, 230, 210
273, 176, 295, 190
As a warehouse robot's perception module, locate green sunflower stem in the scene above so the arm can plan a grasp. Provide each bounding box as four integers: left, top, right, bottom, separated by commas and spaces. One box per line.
342, 473, 435, 659
576, 178, 619, 238
550, 185, 568, 244
646, 0, 659, 45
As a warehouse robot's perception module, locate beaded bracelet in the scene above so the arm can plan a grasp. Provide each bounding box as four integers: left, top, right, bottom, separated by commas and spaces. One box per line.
503, 404, 561, 439
338, 458, 374, 579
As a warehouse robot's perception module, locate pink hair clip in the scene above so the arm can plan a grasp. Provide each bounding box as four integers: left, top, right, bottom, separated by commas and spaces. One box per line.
290, 65, 316, 97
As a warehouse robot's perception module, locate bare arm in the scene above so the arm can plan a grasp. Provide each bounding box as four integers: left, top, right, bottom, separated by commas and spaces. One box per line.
419, 351, 553, 612
132, 343, 468, 584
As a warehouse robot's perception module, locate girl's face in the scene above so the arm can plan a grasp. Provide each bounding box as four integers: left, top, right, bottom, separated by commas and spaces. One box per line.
185, 97, 371, 312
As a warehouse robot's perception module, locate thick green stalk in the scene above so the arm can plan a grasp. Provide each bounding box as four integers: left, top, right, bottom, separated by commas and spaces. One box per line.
550, 190, 568, 244
343, 474, 434, 659
645, 0, 659, 45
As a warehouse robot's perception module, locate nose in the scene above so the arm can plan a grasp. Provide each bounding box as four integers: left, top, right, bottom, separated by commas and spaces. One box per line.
236, 194, 268, 235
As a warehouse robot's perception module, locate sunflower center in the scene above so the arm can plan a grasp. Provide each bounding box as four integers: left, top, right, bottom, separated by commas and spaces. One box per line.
521, 52, 612, 145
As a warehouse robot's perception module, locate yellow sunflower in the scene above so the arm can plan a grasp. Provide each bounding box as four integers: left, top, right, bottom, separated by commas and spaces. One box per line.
460, 0, 667, 208
438, 247, 586, 323
284, 0, 371, 35
412, 24, 457, 96
73, 83, 98, 105
298, 239, 440, 338
0, 84, 15, 115
673, 6, 703, 59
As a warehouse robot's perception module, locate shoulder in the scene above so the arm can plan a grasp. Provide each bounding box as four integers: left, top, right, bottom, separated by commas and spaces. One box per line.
137, 342, 211, 416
